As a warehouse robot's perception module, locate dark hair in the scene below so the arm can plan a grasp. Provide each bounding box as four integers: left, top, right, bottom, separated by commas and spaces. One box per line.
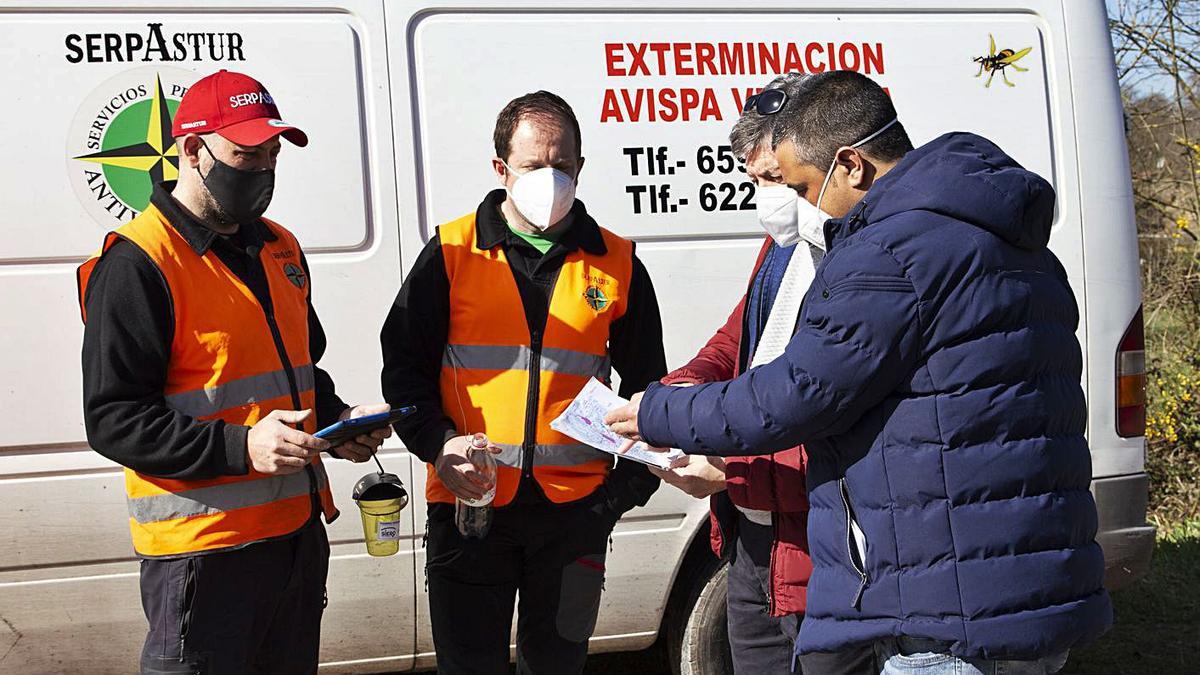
493, 90, 582, 161
729, 72, 808, 160
770, 71, 912, 168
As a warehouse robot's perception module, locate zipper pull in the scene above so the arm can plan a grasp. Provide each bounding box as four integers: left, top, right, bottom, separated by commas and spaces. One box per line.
851, 575, 867, 610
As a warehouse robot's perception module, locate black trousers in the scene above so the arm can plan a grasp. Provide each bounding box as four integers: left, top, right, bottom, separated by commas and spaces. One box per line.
728, 513, 876, 675
424, 496, 614, 675
727, 514, 801, 674
138, 519, 330, 675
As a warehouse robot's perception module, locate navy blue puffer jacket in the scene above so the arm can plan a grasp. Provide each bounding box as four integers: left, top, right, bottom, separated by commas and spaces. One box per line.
638, 132, 1112, 659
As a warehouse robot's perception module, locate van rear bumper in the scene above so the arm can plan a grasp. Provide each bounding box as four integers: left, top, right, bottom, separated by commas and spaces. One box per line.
1091, 472, 1155, 590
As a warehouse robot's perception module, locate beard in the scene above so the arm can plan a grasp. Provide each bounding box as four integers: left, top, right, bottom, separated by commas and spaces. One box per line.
197, 185, 237, 228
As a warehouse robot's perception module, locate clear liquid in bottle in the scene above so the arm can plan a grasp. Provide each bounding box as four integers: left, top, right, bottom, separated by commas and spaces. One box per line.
455, 433, 496, 538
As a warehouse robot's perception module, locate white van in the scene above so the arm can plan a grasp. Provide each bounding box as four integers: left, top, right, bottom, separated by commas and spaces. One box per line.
0, 1, 1153, 673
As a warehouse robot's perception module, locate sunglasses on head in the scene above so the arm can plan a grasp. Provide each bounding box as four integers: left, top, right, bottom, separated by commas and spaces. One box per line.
741, 88, 788, 115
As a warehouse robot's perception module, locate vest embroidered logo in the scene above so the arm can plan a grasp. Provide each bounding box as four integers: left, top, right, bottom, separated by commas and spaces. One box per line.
584, 285, 609, 311
284, 263, 307, 289
67, 66, 196, 225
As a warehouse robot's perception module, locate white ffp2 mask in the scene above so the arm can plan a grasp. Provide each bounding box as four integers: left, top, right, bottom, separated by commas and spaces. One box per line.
756, 184, 830, 249
501, 160, 576, 231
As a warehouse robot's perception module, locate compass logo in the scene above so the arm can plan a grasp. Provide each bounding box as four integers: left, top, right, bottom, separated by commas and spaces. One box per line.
283, 263, 307, 289
67, 67, 196, 225
584, 285, 609, 311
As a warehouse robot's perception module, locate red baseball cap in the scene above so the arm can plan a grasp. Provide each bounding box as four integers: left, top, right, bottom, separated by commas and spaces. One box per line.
171, 70, 308, 147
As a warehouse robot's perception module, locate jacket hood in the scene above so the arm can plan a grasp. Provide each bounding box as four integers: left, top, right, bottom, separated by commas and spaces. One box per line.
859, 132, 1056, 251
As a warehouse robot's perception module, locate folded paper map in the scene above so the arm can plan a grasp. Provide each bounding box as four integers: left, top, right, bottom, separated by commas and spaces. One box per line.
550, 378, 687, 470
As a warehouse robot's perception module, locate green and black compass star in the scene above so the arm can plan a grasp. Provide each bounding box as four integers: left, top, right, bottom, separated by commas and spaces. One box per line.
74, 75, 181, 206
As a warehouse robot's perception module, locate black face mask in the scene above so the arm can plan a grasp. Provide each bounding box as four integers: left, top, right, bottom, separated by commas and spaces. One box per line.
199, 141, 275, 224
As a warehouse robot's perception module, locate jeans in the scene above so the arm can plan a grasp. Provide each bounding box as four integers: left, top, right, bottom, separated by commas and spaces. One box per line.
726, 515, 799, 673
876, 638, 1069, 675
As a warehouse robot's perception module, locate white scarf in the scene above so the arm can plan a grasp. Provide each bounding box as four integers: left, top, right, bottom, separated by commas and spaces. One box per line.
737, 228, 825, 526
748, 226, 826, 369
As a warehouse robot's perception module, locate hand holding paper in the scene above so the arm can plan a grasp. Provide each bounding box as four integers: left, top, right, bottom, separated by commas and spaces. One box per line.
649, 454, 727, 499
550, 379, 684, 470
604, 391, 643, 443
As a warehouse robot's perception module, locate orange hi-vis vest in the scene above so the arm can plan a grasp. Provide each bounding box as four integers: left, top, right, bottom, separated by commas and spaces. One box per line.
433, 212, 634, 507
77, 204, 338, 558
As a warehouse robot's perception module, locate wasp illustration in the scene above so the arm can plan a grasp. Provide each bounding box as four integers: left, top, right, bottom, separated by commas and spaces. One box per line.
973, 34, 1032, 88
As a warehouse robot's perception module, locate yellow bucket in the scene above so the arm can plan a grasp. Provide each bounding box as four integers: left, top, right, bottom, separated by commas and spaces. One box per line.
358, 498, 404, 557
352, 472, 409, 557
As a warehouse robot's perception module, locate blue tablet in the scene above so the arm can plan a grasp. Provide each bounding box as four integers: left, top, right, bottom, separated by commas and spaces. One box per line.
315, 406, 416, 446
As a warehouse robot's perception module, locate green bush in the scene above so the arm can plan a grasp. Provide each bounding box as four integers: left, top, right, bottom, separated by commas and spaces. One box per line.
1141, 237, 1200, 524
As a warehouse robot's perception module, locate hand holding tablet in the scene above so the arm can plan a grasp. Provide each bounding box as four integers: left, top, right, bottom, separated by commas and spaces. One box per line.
315, 406, 416, 447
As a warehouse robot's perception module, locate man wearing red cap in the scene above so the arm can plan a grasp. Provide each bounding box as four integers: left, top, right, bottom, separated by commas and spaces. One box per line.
78, 70, 388, 674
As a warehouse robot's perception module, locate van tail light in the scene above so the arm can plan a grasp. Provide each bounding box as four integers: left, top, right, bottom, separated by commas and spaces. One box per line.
1116, 305, 1146, 438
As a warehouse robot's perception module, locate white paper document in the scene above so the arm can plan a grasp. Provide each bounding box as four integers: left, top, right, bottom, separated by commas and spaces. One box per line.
550, 378, 687, 470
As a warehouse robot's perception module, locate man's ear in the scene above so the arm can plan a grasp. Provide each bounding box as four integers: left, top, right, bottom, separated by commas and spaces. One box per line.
491, 157, 508, 185
180, 134, 205, 169
574, 156, 585, 183
839, 147, 872, 190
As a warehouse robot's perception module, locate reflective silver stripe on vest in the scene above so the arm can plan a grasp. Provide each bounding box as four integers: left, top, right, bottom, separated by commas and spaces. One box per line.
444, 344, 610, 380
127, 471, 312, 525
492, 443, 611, 469
491, 443, 526, 469
164, 364, 315, 418
542, 347, 611, 380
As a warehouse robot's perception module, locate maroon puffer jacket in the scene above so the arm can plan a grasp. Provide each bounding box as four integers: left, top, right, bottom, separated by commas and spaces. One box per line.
660, 238, 812, 617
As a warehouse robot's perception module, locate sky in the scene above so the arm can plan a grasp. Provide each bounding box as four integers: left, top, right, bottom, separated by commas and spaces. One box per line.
1103, 0, 1190, 97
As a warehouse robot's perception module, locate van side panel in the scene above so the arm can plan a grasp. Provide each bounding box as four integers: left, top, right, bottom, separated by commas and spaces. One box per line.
0, 2, 416, 671
391, 0, 1107, 658
0, 0, 1151, 670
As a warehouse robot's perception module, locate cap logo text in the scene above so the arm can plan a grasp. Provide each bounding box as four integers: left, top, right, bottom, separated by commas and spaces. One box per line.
229, 91, 274, 108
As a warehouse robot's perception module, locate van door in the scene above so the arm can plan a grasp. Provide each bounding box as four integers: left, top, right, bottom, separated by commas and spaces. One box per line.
0, 2, 414, 672
386, 0, 1088, 662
